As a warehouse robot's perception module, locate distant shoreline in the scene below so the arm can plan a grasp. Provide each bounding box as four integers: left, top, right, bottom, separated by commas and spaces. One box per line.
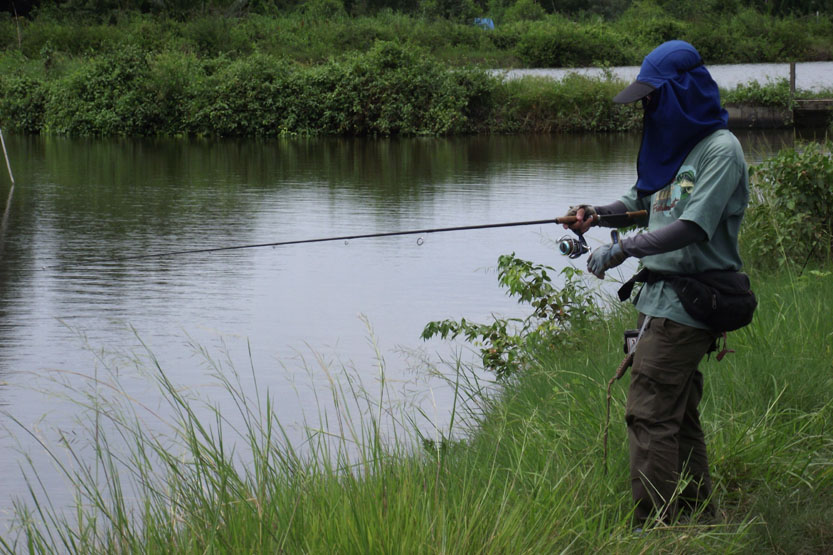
494, 61, 833, 92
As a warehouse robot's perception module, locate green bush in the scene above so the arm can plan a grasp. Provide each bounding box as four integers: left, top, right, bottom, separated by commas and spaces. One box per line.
297, 0, 349, 19
187, 42, 496, 136
725, 9, 811, 61
743, 141, 833, 267
0, 40, 647, 137
503, 0, 546, 23
0, 74, 47, 133
721, 78, 793, 108
43, 46, 158, 135
515, 19, 633, 67
16, 19, 125, 58
615, 0, 685, 53
422, 254, 601, 379
3, 9, 832, 70
490, 73, 641, 132
315, 41, 491, 135
188, 54, 291, 136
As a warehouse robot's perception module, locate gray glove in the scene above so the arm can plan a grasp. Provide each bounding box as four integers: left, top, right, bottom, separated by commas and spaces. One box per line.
587, 242, 628, 278
564, 204, 598, 235
565, 204, 598, 220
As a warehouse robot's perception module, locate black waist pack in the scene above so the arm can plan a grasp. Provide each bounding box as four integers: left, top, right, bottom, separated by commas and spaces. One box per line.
618, 268, 757, 332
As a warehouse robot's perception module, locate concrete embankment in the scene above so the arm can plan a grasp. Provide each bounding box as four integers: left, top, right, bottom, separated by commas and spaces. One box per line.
727, 63, 833, 129
726, 100, 833, 129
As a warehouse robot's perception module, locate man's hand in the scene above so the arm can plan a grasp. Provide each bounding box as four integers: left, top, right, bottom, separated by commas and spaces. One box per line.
587, 243, 628, 279
562, 204, 597, 235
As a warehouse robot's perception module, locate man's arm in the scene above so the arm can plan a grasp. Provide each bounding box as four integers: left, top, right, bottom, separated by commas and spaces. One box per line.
587, 220, 707, 279
594, 200, 628, 217
620, 220, 707, 257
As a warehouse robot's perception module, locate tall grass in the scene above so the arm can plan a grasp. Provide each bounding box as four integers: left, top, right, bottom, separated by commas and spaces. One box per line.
3, 256, 830, 552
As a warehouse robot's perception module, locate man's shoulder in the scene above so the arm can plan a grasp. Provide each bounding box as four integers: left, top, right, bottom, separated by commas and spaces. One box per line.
692, 129, 744, 160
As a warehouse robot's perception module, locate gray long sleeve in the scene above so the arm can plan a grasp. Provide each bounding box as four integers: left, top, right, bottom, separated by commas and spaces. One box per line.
619, 219, 707, 258
594, 201, 628, 217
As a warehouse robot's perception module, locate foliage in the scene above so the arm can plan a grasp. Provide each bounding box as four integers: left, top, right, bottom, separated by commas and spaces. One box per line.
489, 72, 641, 133
43, 46, 158, 135
721, 78, 793, 108
515, 18, 634, 67
2, 6, 832, 69
0, 41, 500, 137
418, 0, 479, 22
502, 0, 546, 23
614, 0, 685, 51
421, 254, 601, 379
14, 0, 833, 19
0, 73, 45, 133
1, 39, 644, 137
0, 7, 830, 137
743, 141, 833, 267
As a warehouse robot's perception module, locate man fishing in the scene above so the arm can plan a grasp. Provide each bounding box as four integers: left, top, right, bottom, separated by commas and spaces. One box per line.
563, 40, 750, 528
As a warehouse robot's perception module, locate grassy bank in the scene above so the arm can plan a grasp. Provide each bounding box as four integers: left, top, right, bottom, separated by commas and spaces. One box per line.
0, 42, 643, 136
3, 38, 831, 138
3, 260, 831, 553
3, 38, 832, 138
2, 2, 833, 138
3, 143, 833, 552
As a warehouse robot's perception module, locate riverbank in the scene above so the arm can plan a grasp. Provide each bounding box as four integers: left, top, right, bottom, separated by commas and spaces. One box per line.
2, 141, 832, 552
2, 39, 831, 137
2, 3, 833, 137
3, 260, 830, 553
0, 42, 642, 136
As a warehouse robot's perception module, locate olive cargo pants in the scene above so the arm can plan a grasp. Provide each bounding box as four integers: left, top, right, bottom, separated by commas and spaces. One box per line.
625, 316, 718, 524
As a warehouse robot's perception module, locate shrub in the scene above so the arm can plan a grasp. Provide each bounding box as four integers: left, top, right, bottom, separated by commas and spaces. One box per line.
489, 73, 641, 133
743, 141, 833, 267
515, 19, 633, 67
297, 0, 349, 19
16, 19, 123, 58
503, 0, 546, 23
188, 53, 298, 136
187, 42, 495, 137
721, 78, 793, 108
615, 0, 685, 53
317, 41, 490, 135
0, 74, 47, 133
43, 46, 158, 135
422, 254, 601, 379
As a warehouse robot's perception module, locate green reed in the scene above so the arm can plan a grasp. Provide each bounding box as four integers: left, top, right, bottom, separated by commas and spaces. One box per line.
2, 257, 829, 553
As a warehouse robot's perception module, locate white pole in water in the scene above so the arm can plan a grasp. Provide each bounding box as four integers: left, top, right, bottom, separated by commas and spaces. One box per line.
0, 128, 16, 255
0, 128, 14, 186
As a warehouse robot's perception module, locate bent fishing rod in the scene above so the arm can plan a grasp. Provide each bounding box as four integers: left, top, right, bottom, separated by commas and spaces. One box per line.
99, 210, 648, 264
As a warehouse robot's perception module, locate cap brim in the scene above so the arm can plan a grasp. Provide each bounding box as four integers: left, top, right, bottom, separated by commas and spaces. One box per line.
613, 81, 655, 104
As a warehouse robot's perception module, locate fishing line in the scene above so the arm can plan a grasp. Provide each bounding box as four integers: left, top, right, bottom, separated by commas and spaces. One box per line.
101, 218, 567, 263
68, 210, 647, 266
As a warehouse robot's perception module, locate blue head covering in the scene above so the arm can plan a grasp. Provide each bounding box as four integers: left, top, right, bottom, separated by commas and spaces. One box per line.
615, 41, 728, 198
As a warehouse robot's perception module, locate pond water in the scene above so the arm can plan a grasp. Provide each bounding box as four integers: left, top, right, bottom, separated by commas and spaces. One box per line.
0, 129, 813, 528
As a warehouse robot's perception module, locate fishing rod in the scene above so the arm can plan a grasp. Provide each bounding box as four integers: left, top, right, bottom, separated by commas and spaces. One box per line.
96, 210, 648, 264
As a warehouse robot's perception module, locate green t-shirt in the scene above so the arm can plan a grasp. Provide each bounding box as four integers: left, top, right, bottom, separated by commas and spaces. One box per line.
619, 129, 749, 329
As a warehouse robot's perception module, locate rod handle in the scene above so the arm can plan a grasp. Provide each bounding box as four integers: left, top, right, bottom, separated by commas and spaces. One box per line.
554, 209, 648, 225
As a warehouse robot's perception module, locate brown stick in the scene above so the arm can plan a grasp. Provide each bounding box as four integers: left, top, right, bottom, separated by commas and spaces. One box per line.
604, 352, 634, 474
